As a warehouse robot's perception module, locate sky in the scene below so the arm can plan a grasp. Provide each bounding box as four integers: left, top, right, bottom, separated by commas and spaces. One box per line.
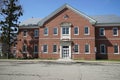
19, 0, 120, 22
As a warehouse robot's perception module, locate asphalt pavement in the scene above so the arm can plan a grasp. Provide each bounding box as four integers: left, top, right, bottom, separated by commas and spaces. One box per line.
0, 59, 120, 80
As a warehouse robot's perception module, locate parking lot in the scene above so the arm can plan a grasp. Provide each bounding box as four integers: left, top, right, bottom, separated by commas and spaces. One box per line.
0, 60, 120, 80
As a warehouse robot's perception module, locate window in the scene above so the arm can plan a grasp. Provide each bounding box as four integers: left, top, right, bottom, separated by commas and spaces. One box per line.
84, 27, 89, 35
74, 44, 79, 53
23, 30, 27, 37
85, 44, 90, 53
53, 28, 58, 35
113, 28, 118, 36
62, 27, 69, 35
74, 27, 79, 35
34, 45, 38, 53
34, 30, 39, 37
43, 45, 48, 53
44, 28, 48, 35
22, 44, 27, 53
100, 28, 105, 36
63, 14, 69, 19
114, 44, 119, 54
53, 45, 57, 53
100, 44, 106, 54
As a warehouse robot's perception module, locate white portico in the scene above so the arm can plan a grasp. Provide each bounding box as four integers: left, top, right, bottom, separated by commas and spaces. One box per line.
60, 22, 72, 59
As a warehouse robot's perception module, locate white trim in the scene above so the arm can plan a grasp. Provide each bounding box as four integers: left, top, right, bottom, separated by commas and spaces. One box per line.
100, 44, 106, 54
69, 45, 72, 58
99, 28, 105, 36
61, 26, 71, 39
95, 23, 120, 26
96, 38, 120, 40
84, 26, 90, 35
74, 26, 79, 35
85, 43, 90, 54
60, 42, 71, 59
38, 37, 95, 40
113, 27, 118, 36
114, 44, 119, 54
60, 45, 62, 58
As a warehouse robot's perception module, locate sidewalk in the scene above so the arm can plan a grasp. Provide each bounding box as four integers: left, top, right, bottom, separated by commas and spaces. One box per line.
0, 59, 120, 64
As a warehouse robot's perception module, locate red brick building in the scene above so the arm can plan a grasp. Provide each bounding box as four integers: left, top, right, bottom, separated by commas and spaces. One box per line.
17, 4, 120, 60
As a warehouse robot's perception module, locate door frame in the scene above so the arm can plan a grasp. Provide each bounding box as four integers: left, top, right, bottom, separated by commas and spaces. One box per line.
60, 42, 71, 59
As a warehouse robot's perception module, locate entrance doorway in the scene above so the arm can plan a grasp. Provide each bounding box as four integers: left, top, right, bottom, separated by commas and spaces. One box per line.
62, 46, 69, 59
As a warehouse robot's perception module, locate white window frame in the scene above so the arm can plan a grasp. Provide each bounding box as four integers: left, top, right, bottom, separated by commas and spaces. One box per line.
34, 29, 39, 37
99, 28, 105, 36
53, 27, 58, 35
23, 30, 27, 37
53, 44, 57, 53
74, 27, 79, 35
43, 44, 48, 53
114, 44, 119, 54
84, 27, 90, 35
85, 44, 90, 54
44, 28, 48, 36
74, 44, 79, 54
100, 44, 106, 54
113, 28, 118, 36
22, 44, 27, 53
34, 44, 38, 54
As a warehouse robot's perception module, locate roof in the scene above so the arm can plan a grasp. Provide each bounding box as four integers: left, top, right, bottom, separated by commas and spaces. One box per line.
19, 18, 42, 26
38, 4, 96, 26
91, 15, 120, 23
19, 4, 120, 27
91, 15, 120, 26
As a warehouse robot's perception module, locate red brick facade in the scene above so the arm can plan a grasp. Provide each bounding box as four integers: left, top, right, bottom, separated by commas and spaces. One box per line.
16, 5, 120, 60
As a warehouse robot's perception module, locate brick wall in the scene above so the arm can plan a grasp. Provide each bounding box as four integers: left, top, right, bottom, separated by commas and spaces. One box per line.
16, 28, 39, 58
39, 8, 96, 60
95, 26, 120, 60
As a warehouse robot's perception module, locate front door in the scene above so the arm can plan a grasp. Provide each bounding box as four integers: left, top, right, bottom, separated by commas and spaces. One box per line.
62, 46, 69, 59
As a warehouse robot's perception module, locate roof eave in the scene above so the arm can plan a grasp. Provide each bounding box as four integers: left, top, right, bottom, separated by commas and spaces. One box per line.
19, 25, 39, 29
95, 23, 120, 26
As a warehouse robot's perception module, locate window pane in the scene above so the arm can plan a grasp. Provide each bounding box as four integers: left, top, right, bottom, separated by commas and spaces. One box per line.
23, 45, 27, 52
34, 45, 38, 52
114, 45, 118, 53
23, 31, 27, 36
53, 45, 57, 52
66, 28, 69, 34
34, 30, 38, 37
53, 28, 57, 34
44, 28, 48, 35
62, 28, 66, 34
85, 27, 88, 34
43, 45, 47, 52
100, 28, 104, 36
100, 45, 105, 53
74, 45, 78, 52
62, 27, 69, 35
85, 44, 89, 53
113, 28, 118, 35
74, 27, 78, 34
